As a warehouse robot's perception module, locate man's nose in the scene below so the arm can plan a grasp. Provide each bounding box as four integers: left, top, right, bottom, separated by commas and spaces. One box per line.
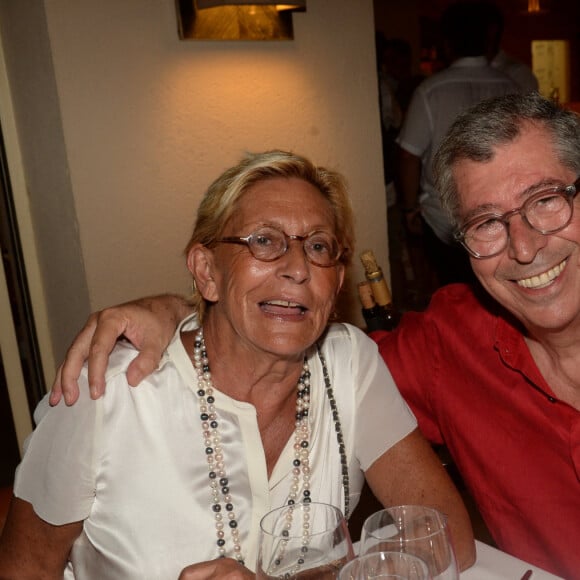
506, 214, 548, 263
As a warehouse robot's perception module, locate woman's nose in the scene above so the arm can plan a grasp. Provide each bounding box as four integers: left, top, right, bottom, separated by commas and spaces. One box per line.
278, 240, 311, 283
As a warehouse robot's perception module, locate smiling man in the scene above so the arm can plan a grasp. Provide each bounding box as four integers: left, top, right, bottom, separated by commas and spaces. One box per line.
373, 92, 580, 578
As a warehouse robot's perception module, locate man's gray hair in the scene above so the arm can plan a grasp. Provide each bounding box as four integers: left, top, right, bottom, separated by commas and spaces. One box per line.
433, 92, 580, 225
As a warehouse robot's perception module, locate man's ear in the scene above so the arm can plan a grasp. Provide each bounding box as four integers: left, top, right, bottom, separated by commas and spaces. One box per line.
187, 244, 219, 302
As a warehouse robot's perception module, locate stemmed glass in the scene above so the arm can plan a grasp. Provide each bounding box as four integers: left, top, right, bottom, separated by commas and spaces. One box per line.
360, 505, 458, 580
256, 502, 355, 579
338, 550, 430, 579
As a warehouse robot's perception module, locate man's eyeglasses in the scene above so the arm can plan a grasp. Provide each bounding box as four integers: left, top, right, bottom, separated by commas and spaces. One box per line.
215, 225, 343, 267
455, 177, 580, 259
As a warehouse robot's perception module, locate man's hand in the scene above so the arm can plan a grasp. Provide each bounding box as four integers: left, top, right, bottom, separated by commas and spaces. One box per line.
50, 295, 192, 406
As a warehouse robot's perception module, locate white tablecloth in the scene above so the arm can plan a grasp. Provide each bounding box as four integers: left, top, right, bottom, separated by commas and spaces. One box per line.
352, 539, 563, 578
461, 540, 564, 579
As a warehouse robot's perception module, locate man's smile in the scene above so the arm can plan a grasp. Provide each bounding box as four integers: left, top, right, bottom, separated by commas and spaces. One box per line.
515, 258, 567, 289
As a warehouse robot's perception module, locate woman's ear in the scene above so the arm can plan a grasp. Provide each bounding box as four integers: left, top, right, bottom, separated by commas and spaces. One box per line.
186, 244, 219, 303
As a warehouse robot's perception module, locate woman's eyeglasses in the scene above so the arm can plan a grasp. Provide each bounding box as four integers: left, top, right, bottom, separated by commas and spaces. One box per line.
215, 225, 343, 267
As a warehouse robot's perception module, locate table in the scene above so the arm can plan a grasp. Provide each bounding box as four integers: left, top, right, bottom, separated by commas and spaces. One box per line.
353, 540, 563, 579
461, 540, 564, 579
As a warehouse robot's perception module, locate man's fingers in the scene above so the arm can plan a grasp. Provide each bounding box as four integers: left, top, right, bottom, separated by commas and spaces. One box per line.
50, 310, 124, 404
52, 316, 101, 405
85, 342, 111, 400
49, 296, 186, 405
49, 367, 64, 406
85, 309, 134, 398
126, 349, 162, 387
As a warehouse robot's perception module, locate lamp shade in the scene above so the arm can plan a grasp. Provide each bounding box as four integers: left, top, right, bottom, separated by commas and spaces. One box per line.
177, 0, 306, 40
197, 0, 305, 9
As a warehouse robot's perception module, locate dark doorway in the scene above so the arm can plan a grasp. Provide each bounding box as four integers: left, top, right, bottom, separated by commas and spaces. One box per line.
0, 123, 45, 486
0, 357, 20, 487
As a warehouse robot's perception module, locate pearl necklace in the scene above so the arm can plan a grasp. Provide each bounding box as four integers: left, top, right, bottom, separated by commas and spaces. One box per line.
191, 327, 349, 565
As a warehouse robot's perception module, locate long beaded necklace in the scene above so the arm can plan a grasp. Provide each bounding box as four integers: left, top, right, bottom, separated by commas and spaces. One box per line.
192, 327, 349, 566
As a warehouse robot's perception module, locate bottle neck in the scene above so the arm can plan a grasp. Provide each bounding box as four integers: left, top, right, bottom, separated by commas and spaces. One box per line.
366, 270, 393, 308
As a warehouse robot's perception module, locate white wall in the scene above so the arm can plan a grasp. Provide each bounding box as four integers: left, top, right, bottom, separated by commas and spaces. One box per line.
0, 0, 90, 371
2, 0, 388, 365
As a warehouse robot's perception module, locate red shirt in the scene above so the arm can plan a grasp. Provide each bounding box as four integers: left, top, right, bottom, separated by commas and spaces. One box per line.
372, 284, 580, 579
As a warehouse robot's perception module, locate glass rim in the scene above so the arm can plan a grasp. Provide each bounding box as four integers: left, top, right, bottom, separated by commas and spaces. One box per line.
361, 505, 449, 542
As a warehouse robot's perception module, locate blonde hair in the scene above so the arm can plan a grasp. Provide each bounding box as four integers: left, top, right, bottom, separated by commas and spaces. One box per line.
184, 150, 355, 318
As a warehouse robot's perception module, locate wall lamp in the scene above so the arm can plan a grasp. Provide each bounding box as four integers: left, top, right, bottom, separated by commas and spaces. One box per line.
176, 0, 307, 41
525, 0, 548, 13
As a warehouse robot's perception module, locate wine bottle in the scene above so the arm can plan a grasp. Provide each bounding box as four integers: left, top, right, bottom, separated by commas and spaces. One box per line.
359, 249, 400, 331
357, 281, 387, 333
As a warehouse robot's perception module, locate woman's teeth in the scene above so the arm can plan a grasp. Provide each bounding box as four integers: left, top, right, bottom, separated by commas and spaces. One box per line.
261, 300, 306, 313
265, 300, 301, 308
517, 259, 566, 289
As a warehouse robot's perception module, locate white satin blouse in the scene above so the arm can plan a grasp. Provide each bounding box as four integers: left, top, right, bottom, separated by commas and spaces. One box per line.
14, 318, 416, 578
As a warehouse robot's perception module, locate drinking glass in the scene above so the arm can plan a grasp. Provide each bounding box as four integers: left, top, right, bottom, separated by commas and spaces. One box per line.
338, 550, 430, 579
360, 505, 458, 580
257, 502, 355, 579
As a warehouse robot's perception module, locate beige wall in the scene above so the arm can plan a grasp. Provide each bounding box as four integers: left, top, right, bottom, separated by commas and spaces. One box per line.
1, 0, 387, 369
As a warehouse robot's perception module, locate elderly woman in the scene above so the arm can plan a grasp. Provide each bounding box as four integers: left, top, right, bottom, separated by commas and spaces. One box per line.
0, 151, 474, 578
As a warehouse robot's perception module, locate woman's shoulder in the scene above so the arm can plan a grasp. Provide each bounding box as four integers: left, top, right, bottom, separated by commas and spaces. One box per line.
318, 322, 380, 365
321, 322, 374, 346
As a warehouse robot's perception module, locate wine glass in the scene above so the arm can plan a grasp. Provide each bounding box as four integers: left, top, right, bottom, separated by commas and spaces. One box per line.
256, 502, 355, 579
338, 550, 430, 579
360, 505, 458, 580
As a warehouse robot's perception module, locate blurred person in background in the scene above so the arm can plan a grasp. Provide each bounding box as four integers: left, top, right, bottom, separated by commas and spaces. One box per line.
376, 32, 426, 309
396, 0, 519, 288
483, 1, 539, 93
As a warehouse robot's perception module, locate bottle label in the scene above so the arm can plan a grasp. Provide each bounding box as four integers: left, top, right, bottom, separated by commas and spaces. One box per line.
369, 278, 392, 306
